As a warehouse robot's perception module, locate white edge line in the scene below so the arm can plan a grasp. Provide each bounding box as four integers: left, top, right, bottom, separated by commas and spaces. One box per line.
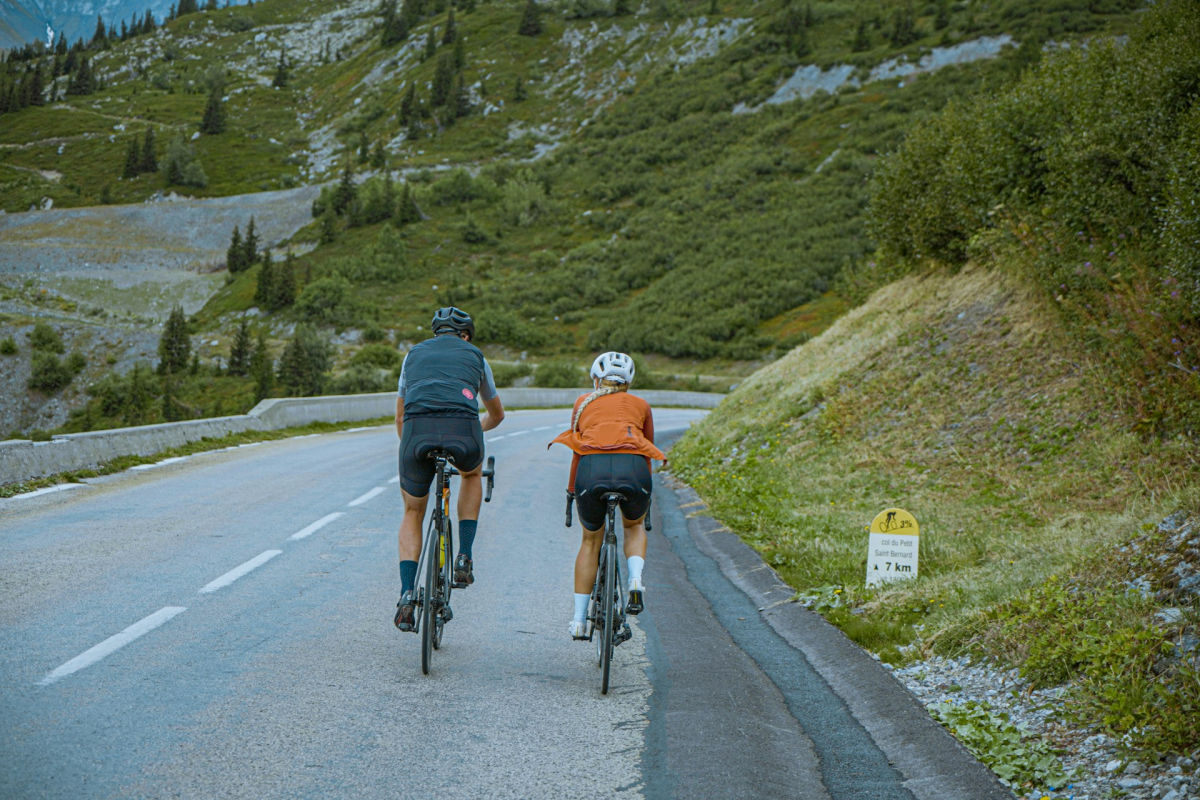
10, 483, 87, 500
198, 550, 282, 594
130, 456, 189, 471
347, 486, 386, 507
288, 512, 344, 541
38, 606, 187, 686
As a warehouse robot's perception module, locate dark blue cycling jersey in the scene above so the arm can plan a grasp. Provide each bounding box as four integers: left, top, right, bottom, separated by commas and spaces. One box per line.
397, 334, 498, 419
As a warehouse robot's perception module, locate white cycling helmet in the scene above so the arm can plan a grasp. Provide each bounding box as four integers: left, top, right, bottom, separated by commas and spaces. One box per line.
590, 351, 635, 385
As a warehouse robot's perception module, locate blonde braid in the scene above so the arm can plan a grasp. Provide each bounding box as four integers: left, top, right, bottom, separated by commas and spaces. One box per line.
572, 380, 628, 432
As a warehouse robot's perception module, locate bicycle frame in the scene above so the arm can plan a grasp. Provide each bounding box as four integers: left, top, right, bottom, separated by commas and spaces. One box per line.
565, 489, 632, 694
413, 451, 495, 676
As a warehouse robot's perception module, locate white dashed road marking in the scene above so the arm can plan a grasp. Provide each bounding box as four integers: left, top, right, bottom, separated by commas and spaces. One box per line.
198, 550, 282, 594
38, 607, 187, 686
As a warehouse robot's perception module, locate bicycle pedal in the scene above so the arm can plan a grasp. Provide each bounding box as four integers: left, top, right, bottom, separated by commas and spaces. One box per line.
614, 624, 632, 646
441, 605, 453, 623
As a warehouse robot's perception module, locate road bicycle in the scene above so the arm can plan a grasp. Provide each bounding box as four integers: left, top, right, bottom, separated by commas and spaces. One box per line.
413, 450, 495, 675
565, 489, 644, 694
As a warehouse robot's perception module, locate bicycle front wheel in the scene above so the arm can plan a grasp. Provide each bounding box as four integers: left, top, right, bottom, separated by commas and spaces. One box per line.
420, 515, 439, 675
599, 541, 617, 694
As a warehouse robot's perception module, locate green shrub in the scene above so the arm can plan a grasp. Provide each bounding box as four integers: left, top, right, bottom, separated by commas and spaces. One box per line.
350, 342, 403, 369
27, 352, 74, 393
0, 336, 16, 355
491, 362, 533, 386
28, 322, 64, 353
534, 360, 584, 387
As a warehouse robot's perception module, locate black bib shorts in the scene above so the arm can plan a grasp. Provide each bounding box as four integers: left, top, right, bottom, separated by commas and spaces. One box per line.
398, 416, 484, 497
574, 452, 652, 531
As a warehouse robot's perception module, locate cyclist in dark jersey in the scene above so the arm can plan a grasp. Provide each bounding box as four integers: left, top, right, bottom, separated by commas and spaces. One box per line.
393, 307, 505, 631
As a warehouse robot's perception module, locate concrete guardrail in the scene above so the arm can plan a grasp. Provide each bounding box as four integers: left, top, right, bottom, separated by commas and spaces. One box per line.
0, 388, 724, 485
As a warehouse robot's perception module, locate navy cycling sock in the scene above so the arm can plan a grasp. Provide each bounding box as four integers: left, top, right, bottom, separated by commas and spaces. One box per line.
458, 519, 478, 560
399, 560, 418, 595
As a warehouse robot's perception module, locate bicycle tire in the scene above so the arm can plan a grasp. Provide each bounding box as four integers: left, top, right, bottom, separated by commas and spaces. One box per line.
599, 540, 616, 694
420, 513, 439, 675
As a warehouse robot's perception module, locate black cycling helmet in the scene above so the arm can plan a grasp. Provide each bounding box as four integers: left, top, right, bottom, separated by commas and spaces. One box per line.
431, 306, 475, 340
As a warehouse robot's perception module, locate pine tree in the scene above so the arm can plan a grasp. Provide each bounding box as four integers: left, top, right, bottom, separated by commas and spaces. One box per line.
255, 249, 275, 308
395, 182, 421, 225
124, 363, 153, 425
319, 206, 338, 243
242, 217, 259, 265
140, 127, 158, 172
518, 0, 542, 36
67, 56, 93, 96
371, 139, 387, 169
272, 49, 289, 88
157, 305, 191, 374
431, 52, 454, 107
851, 19, 870, 52
423, 29, 438, 61
226, 225, 245, 272
123, 137, 141, 178
277, 325, 330, 396
272, 253, 297, 310
228, 316, 251, 375
90, 16, 109, 49
399, 82, 417, 124
513, 73, 527, 102
200, 84, 225, 134
443, 7, 456, 44
333, 162, 356, 216
251, 331, 273, 402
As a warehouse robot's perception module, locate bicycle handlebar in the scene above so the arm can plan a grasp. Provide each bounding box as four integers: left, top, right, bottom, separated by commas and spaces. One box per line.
564, 490, 574, 528
482, 456, 495, 503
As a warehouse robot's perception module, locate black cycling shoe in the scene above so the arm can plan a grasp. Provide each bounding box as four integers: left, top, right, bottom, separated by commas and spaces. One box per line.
394, 591, 416, 631
452, 554, 474, 588
626, 589, 644, 615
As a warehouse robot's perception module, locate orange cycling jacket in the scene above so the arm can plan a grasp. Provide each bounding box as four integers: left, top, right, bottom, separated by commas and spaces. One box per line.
549, 391, 666, 491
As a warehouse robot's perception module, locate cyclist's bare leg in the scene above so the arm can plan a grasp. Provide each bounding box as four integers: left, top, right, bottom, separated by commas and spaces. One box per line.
621, 514, 647, 560
398, 488, 429, 562
456, 463, 483, 523
574, 526, 604, 593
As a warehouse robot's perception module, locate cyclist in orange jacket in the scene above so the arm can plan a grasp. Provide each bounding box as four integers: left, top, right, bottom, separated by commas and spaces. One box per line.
550, 352, 664, 639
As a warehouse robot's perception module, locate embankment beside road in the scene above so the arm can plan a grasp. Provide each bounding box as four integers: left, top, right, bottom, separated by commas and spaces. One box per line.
0, 388, 722, 484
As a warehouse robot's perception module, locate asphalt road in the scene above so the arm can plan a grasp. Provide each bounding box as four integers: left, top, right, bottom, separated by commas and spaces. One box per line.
0, 408, 1013, 800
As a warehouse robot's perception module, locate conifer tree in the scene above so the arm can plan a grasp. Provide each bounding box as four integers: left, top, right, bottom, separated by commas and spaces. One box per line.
319, 206, 338, 243
91, 16, 109, 49
399, 82, 417, 125
277, 325, 331, 397
518, 0, 542, 36
200, 84, 225, 134
140, 127, 158, 172
242, 217, 259, 265
67, 56, 93, 96
272, 49, 289, 88
228, 316, 251, 375
255, 249, 275, 308
423, 29, 438, 61
333, 162, 356, 216
431, 52, 454, 107
443, 7, 457, 44
226, 225, 245, 272
395, 182, 421, 225
272, 253, 297, 310
158, 305, 191, 374
251, 331, 273, 401
123, 137, 141, 178
124, 363, 153, 425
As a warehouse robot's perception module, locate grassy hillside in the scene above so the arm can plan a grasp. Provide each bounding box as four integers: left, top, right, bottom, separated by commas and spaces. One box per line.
0, 0, 1146, 370
671, 0, 1200, 762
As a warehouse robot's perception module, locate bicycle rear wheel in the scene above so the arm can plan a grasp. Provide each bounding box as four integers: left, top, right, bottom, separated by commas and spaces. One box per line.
599, 541, 616, 694
420, 515, 439, 675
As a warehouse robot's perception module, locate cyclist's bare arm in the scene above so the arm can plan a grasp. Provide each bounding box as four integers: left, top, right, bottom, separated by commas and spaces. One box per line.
481, 394, 504, 432
395, 397, 405, 438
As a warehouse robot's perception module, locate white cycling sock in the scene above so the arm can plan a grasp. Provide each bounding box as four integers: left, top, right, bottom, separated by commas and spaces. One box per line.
573, 593, 590, 623
627, 556, 645, 589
